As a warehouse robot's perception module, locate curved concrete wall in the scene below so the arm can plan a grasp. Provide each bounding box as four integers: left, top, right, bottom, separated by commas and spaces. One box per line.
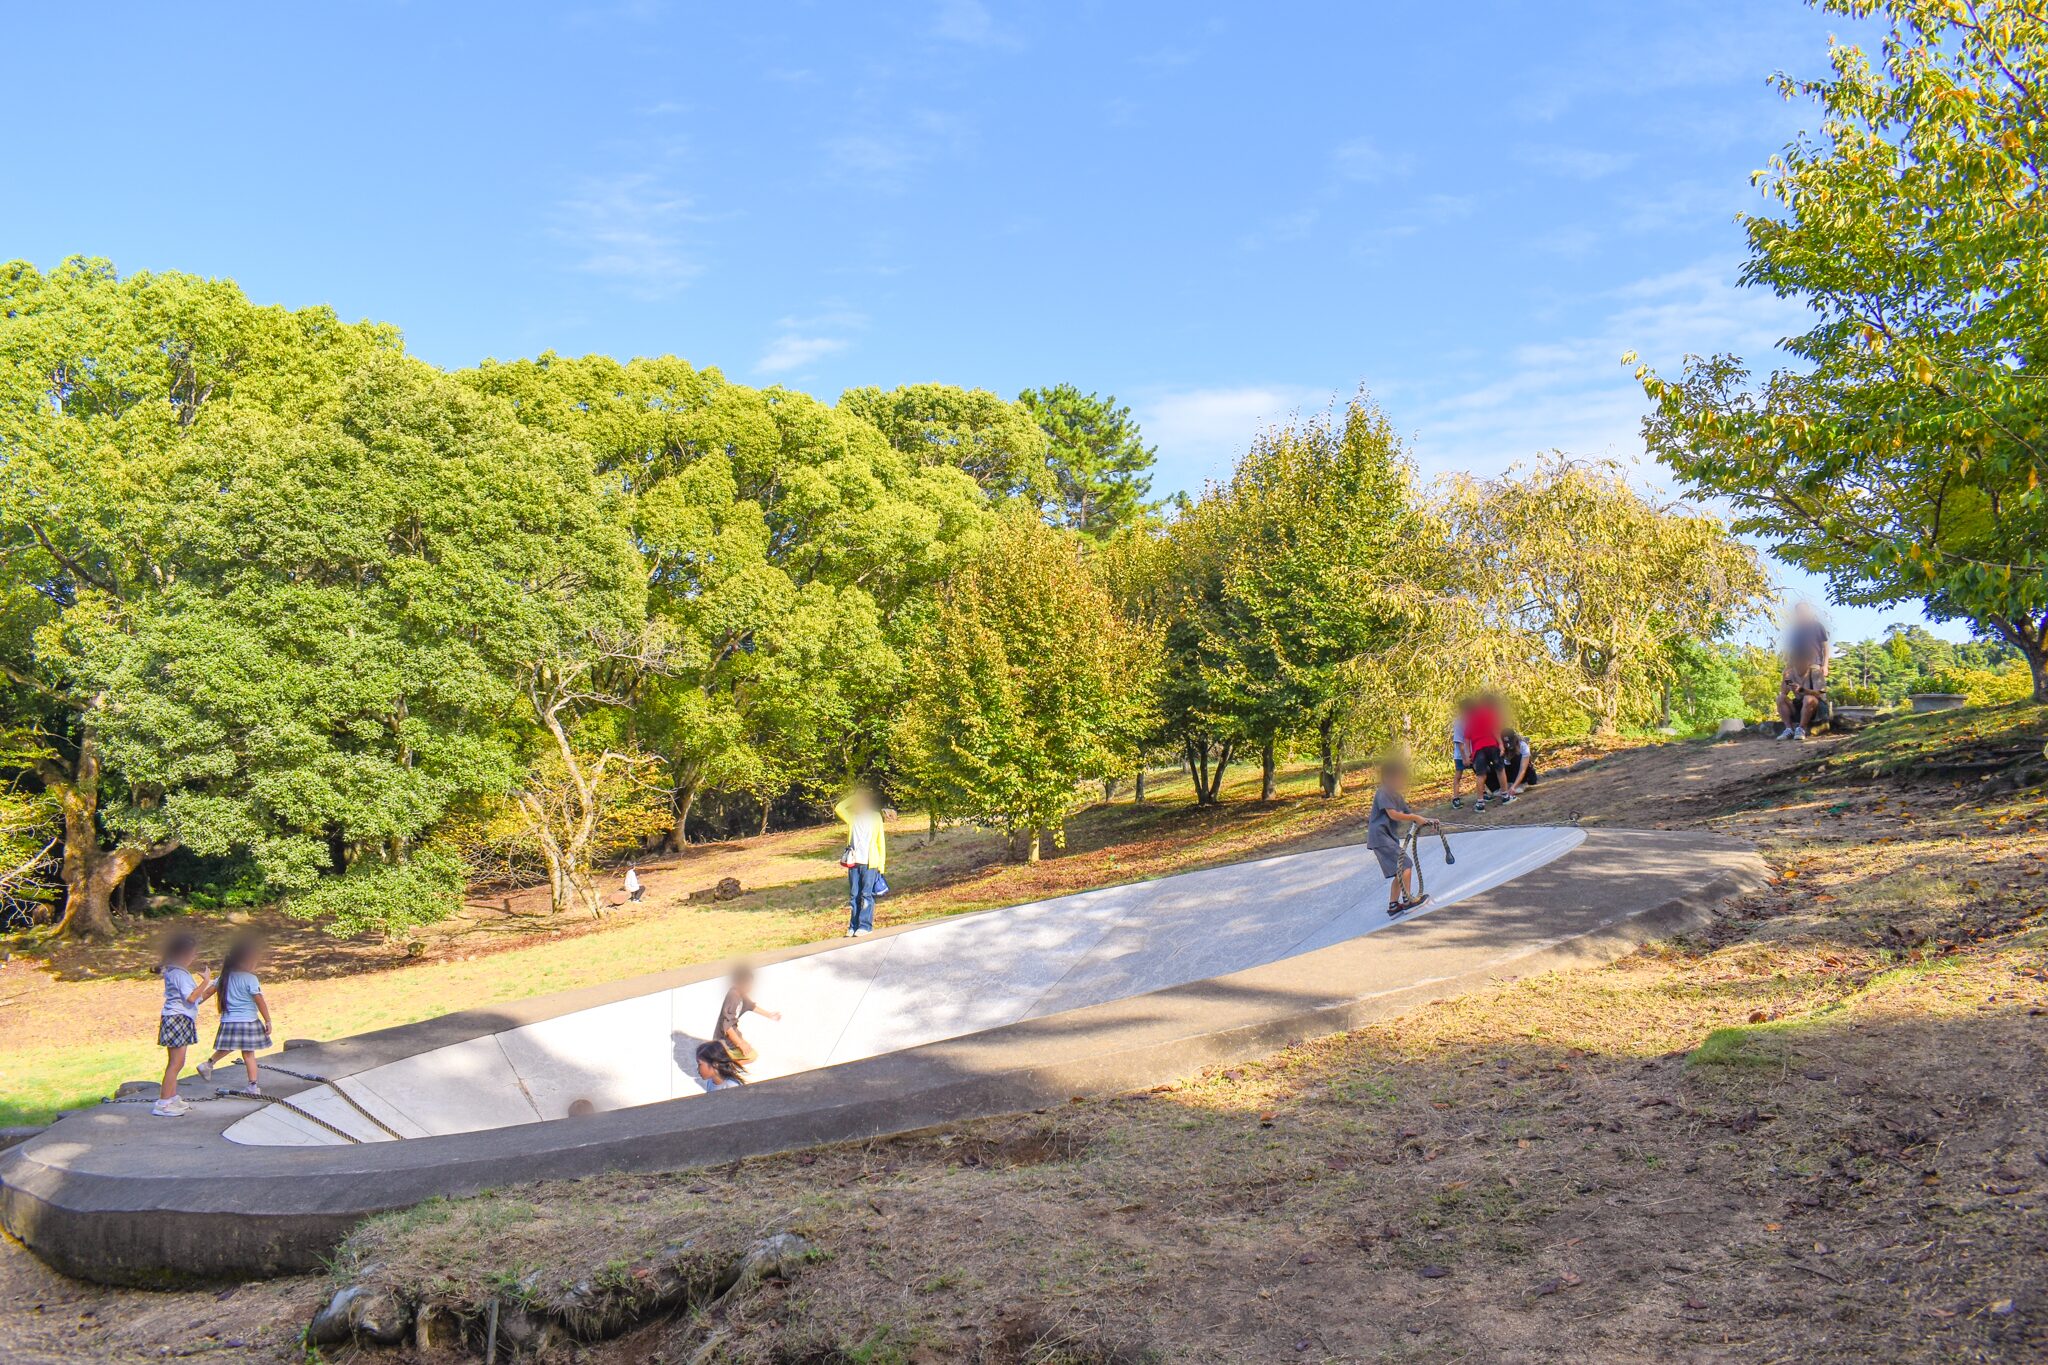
0, 828, 1768, 1285
226, 827, 1584, 1145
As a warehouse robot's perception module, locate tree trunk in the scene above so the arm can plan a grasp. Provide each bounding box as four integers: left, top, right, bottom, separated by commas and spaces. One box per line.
1102, 777, 1119, 803
1025, 828, 1042, 863
926, 810, 939, 846
757, 802, 771, 838
123, 859, 152, 915
668, 781, 698, 852
1259, 742, 1276, 801
43, 723, 170, 941
1318, 715, 1341, 797
1200, 742, 1234, 805
1594, 661, 1625, 737
1184, 738, 1209, 806
1133, 769, 1146, 804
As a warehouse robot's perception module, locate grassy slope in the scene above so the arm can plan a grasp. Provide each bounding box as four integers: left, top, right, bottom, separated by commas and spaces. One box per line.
310, 705, 2047, 1364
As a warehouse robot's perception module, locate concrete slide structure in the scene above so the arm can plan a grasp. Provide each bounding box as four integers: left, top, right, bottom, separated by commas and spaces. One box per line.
0, 826, 1765, 1284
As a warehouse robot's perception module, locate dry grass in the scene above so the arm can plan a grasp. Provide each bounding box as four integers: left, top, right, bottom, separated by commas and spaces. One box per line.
301, 719, 2048, 1363
4, 714, 2044, 1362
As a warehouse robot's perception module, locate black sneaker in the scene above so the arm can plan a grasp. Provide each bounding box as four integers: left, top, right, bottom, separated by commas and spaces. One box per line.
1387, 900, 1408, 917
1473, 799, 1487, 813
1450, 796, 1463, 810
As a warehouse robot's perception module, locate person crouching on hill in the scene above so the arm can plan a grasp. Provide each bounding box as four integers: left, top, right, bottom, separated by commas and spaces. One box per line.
1369, 757, 1435, 917
1501, 725, 1539, 797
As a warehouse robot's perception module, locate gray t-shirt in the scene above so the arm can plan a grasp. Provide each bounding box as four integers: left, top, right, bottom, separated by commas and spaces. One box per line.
1368, 788, 1410, 849
1786, 621, 1829, 668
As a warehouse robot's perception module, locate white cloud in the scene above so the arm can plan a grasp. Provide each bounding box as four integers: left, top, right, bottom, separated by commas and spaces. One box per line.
824, 133, 919, 179
932, 0, 1017, 48
1516, 144, 1637, 180
756, 335, 850, 375
552, 172, 702, 298
822, 110, 975, 192
1333, 137, 1411, 183
1239, 208, 1319, 251
1529, 224, 1603, 257
1135, 385, 1334, 486
1401, 257, 1807, 481
755, 310, 867, 376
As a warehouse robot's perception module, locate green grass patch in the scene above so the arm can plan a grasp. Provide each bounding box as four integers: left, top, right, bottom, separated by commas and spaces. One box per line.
1821, 700, 2045, 778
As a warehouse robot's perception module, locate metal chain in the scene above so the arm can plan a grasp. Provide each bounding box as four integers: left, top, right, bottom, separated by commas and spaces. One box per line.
257, 1062, 405, 1140
104, 1087, 365, 1144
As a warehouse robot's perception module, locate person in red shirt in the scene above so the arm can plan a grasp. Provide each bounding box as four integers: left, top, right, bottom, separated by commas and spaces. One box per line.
1464, 692, 1507, 812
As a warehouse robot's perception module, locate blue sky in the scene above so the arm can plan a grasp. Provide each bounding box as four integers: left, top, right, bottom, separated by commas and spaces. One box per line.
2, 1, 1961, 641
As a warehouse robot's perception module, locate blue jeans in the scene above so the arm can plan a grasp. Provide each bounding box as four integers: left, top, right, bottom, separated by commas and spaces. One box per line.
847, 864, 881, 933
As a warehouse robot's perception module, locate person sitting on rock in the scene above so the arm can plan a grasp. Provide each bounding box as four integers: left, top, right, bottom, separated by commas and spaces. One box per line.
1777, 602, 1831, 741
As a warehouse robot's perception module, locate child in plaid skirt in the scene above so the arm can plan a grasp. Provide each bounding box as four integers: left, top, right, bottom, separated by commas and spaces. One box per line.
151, 931, 210, 1117
194, 935, 272, 1095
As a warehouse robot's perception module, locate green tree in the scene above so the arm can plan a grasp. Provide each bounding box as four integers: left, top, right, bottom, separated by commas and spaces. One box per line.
1639, 0, 2048, 701
1016, 384, 1155, 538
1665, 640, 1749, 731
0, 259, 385, 937
1447, 456, 1772, 735
894, 512, 1157, 860
0, 262, 640, 939
839, 383, 1051, 507
1209, 397, 1423, 798
465, 355, 985, 847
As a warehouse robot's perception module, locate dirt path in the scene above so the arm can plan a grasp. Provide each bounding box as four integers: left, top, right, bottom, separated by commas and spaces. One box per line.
1471, 730, 1841, 827
0, 1223, 319, 1364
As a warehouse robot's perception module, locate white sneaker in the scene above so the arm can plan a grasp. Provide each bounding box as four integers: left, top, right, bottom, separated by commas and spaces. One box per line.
150, 1099, 186, 1117
853, 927, 872, 936
245, 1084, 262, 1096
195, 1060, 213, 1080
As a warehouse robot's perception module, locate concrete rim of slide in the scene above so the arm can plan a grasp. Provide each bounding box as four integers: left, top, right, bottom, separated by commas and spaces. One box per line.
0, 827, 1766, 1285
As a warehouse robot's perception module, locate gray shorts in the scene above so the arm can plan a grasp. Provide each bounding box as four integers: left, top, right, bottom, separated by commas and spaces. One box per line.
1371, 842, 1410, 879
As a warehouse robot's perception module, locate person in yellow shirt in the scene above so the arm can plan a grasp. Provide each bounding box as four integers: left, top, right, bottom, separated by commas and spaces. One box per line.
833, 787, 887, 937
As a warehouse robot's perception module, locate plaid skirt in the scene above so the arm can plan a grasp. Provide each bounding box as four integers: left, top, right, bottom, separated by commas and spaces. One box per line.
213, 1018, 272, 1052
158, 1013, 199, 1048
